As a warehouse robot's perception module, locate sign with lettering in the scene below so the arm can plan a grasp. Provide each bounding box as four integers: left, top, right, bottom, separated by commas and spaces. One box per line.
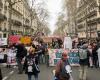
0, 38, 7, 45
20, 36, 31, 44
8, 35, 20, 44
48, 49, 79, 66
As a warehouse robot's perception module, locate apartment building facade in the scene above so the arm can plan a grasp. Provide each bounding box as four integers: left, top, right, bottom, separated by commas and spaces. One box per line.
76, 0, 100, 38
0, 0, 38, 38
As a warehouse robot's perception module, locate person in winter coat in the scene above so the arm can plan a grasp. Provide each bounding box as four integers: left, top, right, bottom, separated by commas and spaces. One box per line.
97, 46, 100, 67
55, 53, 71, 80
79, 44, 89, 80
14, 42, 27, 74
92, 43, 98, 68
87, 45, 93, 68
23, 46, 41, 80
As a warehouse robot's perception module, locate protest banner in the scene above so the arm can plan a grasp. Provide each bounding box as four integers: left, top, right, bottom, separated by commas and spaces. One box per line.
0, 38, 7, 46
68, 49, 79, 66
8, 35, 20, 44
20, 36, 31, 44
41, 37, 52, 43
7, 49, 17, 65
48, 49, 79, 66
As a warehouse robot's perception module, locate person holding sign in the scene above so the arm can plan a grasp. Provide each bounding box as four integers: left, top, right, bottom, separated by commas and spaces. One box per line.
63, 33, 72, 50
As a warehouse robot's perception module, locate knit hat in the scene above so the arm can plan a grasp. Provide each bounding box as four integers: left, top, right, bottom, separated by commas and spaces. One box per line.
61, 53, 68, 58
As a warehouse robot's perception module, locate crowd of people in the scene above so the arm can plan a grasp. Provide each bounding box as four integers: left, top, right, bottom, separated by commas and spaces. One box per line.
78, 39, 100, 68
0, 35, 100, 80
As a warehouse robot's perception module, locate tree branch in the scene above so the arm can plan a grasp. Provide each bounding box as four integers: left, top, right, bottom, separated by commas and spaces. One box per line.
11, 0, 22, 5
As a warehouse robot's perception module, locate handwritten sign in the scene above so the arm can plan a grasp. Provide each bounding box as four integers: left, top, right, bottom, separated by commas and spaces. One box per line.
8, 35, 20, 44
0, 38, 7, 45
20, 36, 31, 44
48, 49, 79, 66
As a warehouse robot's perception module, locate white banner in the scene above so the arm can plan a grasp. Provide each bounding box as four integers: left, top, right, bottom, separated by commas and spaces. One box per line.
0, 38, 7, 46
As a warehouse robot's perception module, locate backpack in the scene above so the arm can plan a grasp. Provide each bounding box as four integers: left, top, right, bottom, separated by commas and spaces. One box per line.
60, 60, 70, 80
79, 49, 87, 59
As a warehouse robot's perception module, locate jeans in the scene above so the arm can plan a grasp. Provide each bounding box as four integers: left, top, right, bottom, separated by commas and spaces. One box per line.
79, 65, 87, 80
93, 56, 98, 68
45, 55, 49, 67
16, 58, 23, 73
28, 74, 38, 80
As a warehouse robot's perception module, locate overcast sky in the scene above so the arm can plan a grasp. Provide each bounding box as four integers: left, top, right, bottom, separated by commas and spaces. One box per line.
29, 0, 63, 34
46, 0, 63, 33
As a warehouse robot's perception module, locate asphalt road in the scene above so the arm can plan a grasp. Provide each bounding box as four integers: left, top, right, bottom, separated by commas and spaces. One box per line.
1, 64, 100, 80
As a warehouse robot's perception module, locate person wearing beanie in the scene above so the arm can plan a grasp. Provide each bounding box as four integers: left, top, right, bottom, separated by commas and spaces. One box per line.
55, 53, 71, 80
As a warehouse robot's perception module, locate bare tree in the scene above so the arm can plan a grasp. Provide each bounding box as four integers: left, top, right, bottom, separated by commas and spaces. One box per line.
29, 0, 50, 35
54, 13, 67, 35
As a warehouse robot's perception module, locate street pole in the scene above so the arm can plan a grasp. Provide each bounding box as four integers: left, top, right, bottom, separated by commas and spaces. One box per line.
22, 0, 24, 35
8, 0, 12, 35
86, 14, 88, 39
90, 25, 91, 39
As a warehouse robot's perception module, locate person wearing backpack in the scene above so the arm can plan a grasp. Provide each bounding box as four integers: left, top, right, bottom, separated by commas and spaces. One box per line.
23, 46, 40, 80
79, 43, 89, 80
55, 53, 72, 80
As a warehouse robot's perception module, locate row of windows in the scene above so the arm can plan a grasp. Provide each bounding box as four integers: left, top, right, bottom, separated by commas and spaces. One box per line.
0, 33, 7, 38
76, 1, 97, 20
2, 0, 31, 22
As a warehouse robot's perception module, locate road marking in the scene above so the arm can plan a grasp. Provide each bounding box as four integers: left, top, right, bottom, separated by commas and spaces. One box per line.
2, 76, 8, 80
9, 71, 14, 75
2, 70, 14, 80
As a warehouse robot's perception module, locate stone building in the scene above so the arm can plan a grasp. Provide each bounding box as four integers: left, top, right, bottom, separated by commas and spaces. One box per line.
0, 0, 38, 38
76, 0, 100, 38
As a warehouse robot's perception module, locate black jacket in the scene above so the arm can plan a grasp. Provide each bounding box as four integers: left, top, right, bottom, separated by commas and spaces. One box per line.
15, 44, 27, 58
23, 50, 41, 75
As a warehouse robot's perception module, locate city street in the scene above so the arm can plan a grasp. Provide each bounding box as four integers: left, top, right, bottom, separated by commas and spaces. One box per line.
0, 0, 100, 80
1, 64, 100, 80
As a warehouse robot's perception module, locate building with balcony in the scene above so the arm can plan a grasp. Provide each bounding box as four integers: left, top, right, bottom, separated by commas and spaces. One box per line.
0, 0, 38, 38
76, 0, 100, 38
65, 0, 78, 36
